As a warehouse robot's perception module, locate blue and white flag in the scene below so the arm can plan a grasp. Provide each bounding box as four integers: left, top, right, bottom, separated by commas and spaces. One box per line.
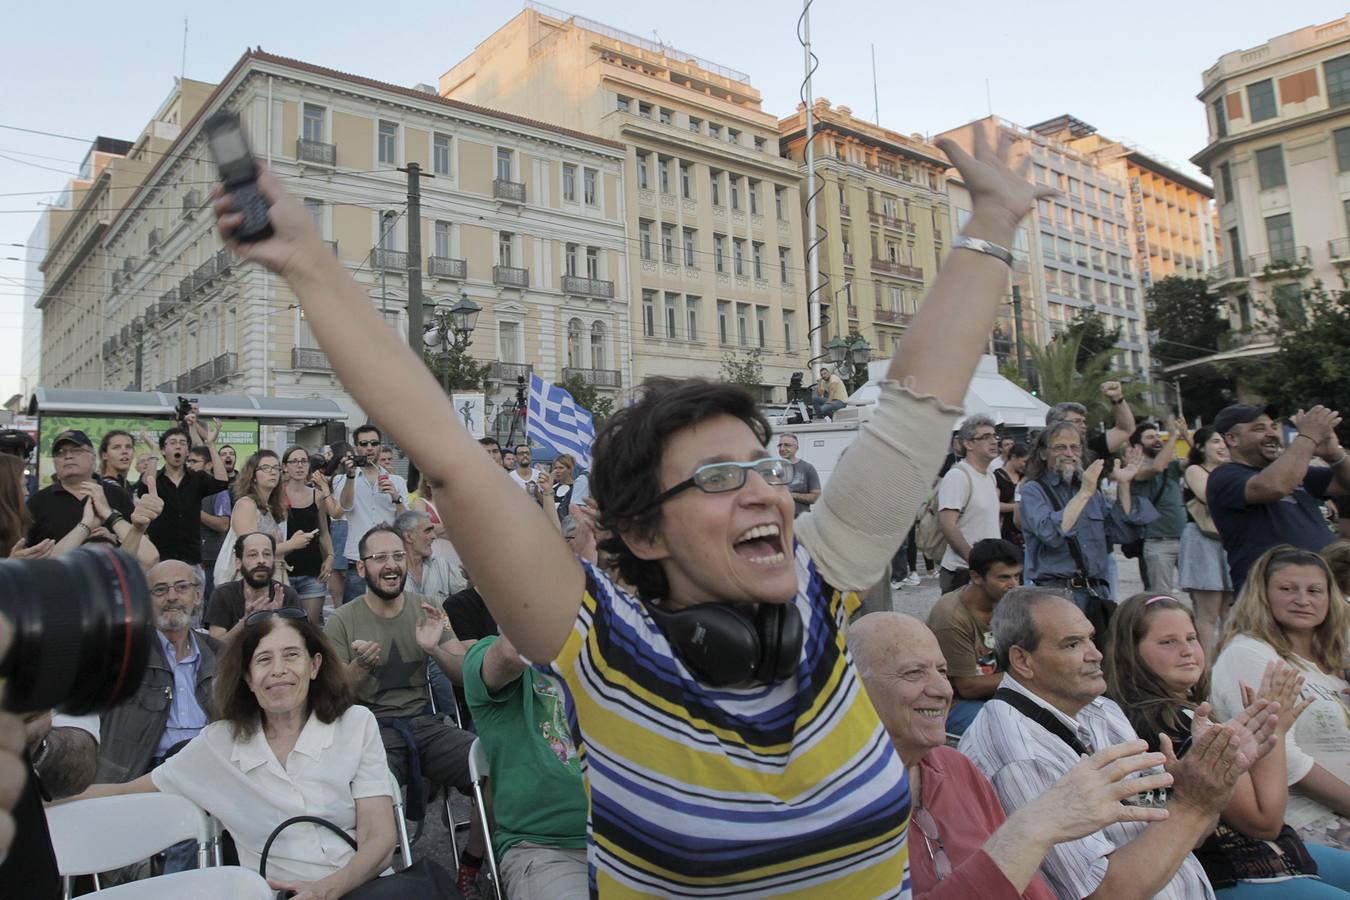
527, 373, 596, 470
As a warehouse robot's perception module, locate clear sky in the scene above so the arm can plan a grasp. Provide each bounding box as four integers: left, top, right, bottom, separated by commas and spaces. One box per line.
1, 0, 1343, 402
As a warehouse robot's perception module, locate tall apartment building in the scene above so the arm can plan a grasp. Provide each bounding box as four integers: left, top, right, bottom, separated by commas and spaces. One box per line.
38, 131, 169, 389
440, 2, 808, 399
1029, 115, 1217, 290
777, 100, 950, 359
937, 117, 1151, 377
20, 210, 51, 400
96, 50, 629, 433
1182, 14, 1350, 377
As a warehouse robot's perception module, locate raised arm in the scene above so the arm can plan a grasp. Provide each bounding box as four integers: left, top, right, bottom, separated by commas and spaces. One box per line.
215, 175, 582, 665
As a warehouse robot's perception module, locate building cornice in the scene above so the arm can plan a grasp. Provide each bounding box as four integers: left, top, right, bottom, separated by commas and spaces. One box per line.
1190, 103, 1350, 170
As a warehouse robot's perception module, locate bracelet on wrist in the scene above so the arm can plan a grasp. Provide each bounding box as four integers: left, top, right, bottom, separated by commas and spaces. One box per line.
1294, 433, 1319, 447
103, 512, 126, 531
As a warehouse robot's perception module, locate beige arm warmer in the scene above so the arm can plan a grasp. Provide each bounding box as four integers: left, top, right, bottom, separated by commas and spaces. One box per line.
795, 379, 961, 591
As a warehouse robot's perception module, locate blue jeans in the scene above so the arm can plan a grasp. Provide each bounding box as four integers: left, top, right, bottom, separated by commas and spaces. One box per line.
1217, 844, 1350, 897
946, 700, 985, 737
813, 397, 846, 418
427, 659, 458, 722
343, 568, 366, 603
290, 574, 327, 600
162, 838, 198, 874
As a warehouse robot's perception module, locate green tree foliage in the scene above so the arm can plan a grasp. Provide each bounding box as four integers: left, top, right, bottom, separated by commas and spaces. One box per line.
1249, 284, 1350, 417
422, 346, 492, 393
1055, 309, 1122, 368
558, 373, 615, 426
1028, 333, 1153, 423
1145, 276, 1237, 424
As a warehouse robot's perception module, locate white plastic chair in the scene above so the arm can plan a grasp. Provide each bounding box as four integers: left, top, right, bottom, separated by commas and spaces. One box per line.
468, 738, 504, 900
46, 793, 214, 896
389, 767, 414, 867
84, 866, 272, 898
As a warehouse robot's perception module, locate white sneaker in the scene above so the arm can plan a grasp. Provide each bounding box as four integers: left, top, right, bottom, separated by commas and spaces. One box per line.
889, 578, 903, 590
903, 573, 921, 587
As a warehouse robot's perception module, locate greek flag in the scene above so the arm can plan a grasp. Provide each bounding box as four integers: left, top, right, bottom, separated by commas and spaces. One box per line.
526, 373, 595, 470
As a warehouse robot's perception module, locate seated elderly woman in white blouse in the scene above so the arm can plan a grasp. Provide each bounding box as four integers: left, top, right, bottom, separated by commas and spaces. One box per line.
73, 608, 395, 898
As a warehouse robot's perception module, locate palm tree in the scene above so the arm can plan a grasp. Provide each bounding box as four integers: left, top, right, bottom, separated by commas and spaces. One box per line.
1028, 333, 1152, 424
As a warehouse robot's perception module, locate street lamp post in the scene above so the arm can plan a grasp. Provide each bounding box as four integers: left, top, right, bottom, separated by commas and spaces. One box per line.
422, 291, 482, 394
824, 333, 873, 393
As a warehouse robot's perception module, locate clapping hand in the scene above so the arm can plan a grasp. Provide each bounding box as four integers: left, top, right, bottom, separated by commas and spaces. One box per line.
350, 639, 381, 671
1242, 661, 1311, 738
1162, 718, 1247, 814
131, 474, 164, 529
1113, 446, 1144, 483
242, 583, 285, 617
1292, 407, 1342, 451
9, 538, 53, 560
1024, 740, 1173, 843
71, 480, 112, 519
1077, 459, 1106, 497
415, 603, 453, 653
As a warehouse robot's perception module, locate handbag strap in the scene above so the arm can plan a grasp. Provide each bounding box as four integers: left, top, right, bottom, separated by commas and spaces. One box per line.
992, 687, 1091, 757
259, 815, 358, 878
1034, 478, 1093, 581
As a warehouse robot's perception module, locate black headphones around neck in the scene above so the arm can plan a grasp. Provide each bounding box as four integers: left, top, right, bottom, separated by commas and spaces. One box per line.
644, 601, 804, 688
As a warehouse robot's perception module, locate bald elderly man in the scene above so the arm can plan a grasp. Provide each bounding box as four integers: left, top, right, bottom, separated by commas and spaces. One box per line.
96, 560, 222, 787
848, 612, 1174, 898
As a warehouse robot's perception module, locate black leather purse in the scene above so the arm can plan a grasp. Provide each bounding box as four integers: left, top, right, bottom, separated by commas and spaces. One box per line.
258, 815, 461, 899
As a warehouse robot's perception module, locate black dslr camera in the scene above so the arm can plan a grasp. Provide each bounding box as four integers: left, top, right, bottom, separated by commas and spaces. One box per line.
0, 546, 152, 714
175, 396, 197, 423
0, 429, 35, 461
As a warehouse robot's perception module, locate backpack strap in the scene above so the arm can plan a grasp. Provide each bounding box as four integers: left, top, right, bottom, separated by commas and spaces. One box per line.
992, 687, 1091, 757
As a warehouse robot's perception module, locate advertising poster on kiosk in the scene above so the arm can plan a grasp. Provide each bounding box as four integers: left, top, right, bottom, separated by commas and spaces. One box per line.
36, 416, 260, 484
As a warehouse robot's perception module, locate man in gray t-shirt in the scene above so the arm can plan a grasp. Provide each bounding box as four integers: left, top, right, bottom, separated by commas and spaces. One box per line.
777, 434, 821, 517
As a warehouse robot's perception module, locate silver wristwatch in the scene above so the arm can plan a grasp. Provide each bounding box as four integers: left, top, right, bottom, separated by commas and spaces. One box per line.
952, 235, 1014, 267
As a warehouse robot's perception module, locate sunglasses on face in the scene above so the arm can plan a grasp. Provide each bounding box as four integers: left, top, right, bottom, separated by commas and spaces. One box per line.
356, 440, 381, 447
644, 457, 794, 511
244, 607, 307, 627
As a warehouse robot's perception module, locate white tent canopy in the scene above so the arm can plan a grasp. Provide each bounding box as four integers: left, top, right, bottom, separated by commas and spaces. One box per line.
845, 354, 1049, 428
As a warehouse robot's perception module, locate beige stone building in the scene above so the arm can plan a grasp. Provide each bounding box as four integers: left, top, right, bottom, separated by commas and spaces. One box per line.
97, 50, 629, 434
1178, 14, 1350, 380
777, 100, 950, 360
38, 80, 215, 389
440, 2, 809, 398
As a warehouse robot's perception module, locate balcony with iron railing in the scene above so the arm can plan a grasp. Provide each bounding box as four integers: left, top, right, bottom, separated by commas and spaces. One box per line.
847, 304, 859, 319
1331, 238, 1350, 264
1249, 246, 1312, 279
874, 308, 913, 326
147, 227, 163, 251
871, 258, 924, 280
562, 367, 622, 389
1206, 258, 1247, 286
868, 211, 917, 234
488, 361, 533, 383
493, 265, 529, 288
292, 347, 332, 371
562, 274, 615, 298
297, 138, 337, 166
181, 189, 200, 218
371, 248, 407, 271
493, 179, 526, 203
428, 256, 467, 279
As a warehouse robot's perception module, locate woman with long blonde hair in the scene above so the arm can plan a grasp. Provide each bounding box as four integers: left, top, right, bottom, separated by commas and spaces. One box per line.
1211, 545, 1350, 850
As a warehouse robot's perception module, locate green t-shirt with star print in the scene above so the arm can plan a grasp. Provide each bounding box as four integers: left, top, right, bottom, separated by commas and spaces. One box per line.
324, 591, 449, 717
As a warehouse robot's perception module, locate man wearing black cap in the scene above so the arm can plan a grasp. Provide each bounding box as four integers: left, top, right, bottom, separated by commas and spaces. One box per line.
27, 430, 159, 567
1208, 403, 1350, 591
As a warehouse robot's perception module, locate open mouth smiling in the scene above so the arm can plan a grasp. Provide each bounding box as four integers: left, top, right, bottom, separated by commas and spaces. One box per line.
733, 523, 786, 566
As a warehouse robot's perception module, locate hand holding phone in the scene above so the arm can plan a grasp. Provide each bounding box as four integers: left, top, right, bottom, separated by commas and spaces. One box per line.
203, 111, 273, 243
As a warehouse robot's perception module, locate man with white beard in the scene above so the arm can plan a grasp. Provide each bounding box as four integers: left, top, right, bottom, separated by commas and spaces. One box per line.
1017, 422, 1155, 623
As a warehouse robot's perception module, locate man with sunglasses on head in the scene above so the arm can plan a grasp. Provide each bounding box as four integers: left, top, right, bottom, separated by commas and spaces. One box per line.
203, 532, 300, 641
334, 424, 409, 603
323, 524, 484, 894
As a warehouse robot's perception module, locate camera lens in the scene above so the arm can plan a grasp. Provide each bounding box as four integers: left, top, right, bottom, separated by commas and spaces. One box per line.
0, 545, 152, 714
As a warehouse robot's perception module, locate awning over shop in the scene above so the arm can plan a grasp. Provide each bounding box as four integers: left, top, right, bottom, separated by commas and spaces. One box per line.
27, 388, 348, 422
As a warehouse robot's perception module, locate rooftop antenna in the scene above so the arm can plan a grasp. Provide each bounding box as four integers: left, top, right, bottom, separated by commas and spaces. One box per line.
180, 18, 188, 81
871, 44, 880, 123
985, 77, 993, 117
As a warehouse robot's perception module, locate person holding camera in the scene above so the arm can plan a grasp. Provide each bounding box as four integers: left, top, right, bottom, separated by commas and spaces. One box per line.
333, 425, 408, 604
135, 418, 229, 575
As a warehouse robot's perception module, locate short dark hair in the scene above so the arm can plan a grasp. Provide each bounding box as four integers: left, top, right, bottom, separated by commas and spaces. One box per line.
233, 530, 276, 560
1129, 422, 1160, 447
1008, 441, 1030, 460
214, 616, 353, 740
98, 429, 133, 456
188, 445, 212, 465
991, 586, 1068, 672
353, 423, 382, 443
969, 538, 1023, 577
515, 444, 530, 454
591, 378, 771, 602
158, 426, 190, 450
358, 523, 401, 559
478, 437, 500, 450
219, 444, 236, 454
